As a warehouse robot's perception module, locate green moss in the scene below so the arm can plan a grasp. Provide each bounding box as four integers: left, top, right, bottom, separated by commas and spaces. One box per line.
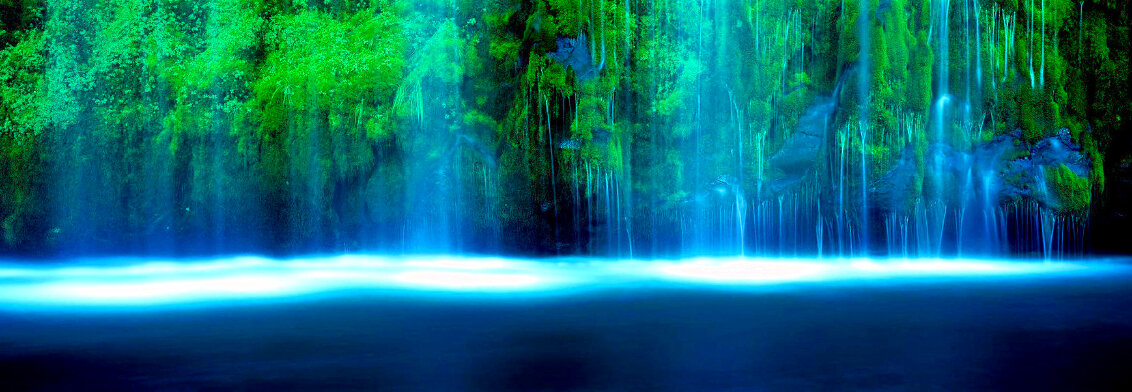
779, 88, 811, 132
1082, 133, 1105, 194
867, 143, 895, 180
1044, 163, 1091, 215
0, 0, 1127, 252
1003, 147, 1031, 162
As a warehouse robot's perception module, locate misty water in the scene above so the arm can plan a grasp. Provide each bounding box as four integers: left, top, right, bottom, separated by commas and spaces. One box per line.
1, 256, 1131, 390
2, 255, 1132, 390
3, 0, 1131, 390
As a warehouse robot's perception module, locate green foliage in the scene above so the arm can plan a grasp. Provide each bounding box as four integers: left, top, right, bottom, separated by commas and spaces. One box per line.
1044, 163, 1091, 214
0, 0, 1127, 252
258, 7, 403, 127
0, 29, 45, 141
0, 28, 45, 248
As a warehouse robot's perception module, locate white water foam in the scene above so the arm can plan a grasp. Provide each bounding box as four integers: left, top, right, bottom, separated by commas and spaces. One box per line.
0, 255, 1117, 308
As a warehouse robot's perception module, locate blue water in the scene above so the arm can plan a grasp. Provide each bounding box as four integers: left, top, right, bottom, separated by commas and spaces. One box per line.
2, 256, 1132, 390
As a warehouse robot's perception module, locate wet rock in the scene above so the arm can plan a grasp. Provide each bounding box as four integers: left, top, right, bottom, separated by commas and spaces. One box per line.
869, 143, 920, 211
1031, 128, 1090, 176
871, 128, 1091, 212
767, 97, 837, 194
557, 127, 612, 151
591, 127, 613, 146
558, 139, 581, 150
874, 0, 894, 21
685, 175, 743, 209
548, 34, 603, 80
763, 66, 854, 197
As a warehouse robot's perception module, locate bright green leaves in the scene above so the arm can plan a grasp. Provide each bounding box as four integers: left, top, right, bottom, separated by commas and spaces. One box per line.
544, 0, 582, 36
634, 9, 702, 129
43, 0, 89, 130
176, 0, 262, 93
655, 57, 703, 122
485, 1, 522, 64
0, 29, 46, 142
0, 28, 46, 247
1044, 163, 1091, 214
394, 19, 463, 121
260, 8, 403, 116
161, 0, 264, 144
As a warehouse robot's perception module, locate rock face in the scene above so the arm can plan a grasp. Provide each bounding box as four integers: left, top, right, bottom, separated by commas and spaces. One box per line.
689, 175, 743, 207
871, 128, 1091, 213
548, 34, 603, 80
734, 55, 1090, 217
763, 66, 853, 197
767, 96, 837, 195
1032, 129, 1091, 175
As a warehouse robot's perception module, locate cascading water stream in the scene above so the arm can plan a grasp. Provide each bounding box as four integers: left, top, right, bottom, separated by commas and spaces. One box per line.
7, 0, 1107, 262
858, 0, 870, 256
932, 0, 952, 256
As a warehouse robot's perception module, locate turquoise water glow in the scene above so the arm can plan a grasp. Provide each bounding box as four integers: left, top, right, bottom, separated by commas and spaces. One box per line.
0, 256, 1123, 308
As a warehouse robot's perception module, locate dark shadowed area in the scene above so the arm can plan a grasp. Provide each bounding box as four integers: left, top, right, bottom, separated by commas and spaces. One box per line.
3, 268, 1132, 391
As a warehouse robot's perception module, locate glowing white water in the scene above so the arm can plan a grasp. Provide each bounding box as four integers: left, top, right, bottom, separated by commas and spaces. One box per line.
0, 255, 1121, 308
859, 0, 871, 257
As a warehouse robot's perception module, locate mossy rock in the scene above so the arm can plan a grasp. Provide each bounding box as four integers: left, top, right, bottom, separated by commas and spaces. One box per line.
1044, 163, 1091, 215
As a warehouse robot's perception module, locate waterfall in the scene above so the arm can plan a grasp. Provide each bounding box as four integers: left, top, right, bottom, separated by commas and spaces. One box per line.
1040, 208, 1057, 261
816, 203, 823, 258
1028, 0, 1036, 88
15, 0, 1105, 260
975, 0, 983, 93
543, 94, 559, 251
858, 0, 871, 256
957, 168, 972, 256
838, 126, 849, 255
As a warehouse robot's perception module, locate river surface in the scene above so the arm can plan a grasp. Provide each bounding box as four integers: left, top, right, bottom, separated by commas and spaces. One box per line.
2, 256, 1131, 390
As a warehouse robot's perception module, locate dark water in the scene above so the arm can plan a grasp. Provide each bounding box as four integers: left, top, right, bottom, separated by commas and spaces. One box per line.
2, 260, 1132, 391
